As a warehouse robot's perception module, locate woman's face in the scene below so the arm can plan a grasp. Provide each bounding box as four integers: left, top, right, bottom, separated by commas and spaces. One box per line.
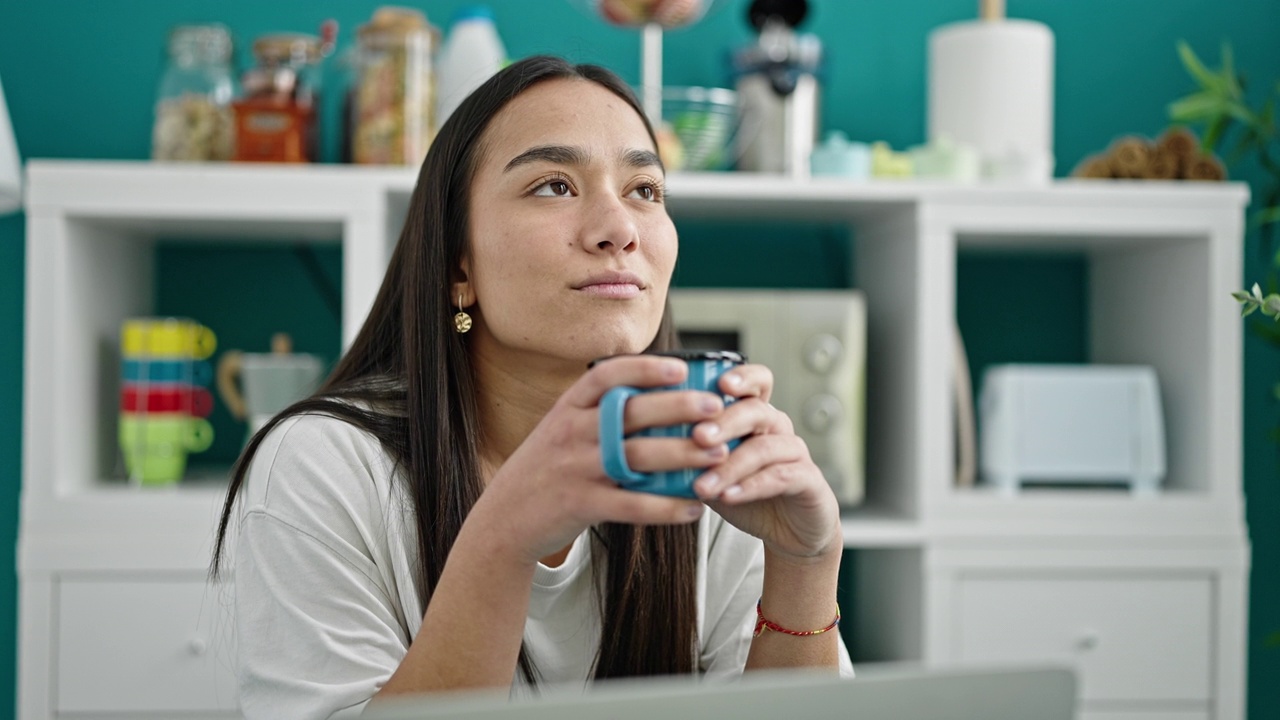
460, 78, 677, 371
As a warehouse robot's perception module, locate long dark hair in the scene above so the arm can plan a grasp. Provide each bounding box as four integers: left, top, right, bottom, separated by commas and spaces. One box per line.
211, 55, 698, 685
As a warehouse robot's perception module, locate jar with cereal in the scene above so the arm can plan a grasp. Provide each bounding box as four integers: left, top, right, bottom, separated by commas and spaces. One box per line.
151, 24, 235, 161
351, 8, 439, 166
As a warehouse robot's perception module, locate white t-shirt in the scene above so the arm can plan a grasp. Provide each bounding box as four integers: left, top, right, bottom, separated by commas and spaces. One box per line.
230, 413, 854, 720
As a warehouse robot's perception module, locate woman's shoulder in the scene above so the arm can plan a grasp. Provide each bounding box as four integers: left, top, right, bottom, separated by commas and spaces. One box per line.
240, 411, 401, 519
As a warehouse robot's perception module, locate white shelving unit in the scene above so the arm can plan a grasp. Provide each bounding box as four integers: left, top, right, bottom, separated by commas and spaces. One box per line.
19, 161, 1251, 720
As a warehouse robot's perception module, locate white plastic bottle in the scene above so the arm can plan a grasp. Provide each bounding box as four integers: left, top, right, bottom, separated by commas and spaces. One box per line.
434, 5, 507, 131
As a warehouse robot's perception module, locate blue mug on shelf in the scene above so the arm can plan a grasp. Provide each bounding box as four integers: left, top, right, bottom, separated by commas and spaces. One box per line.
597, 350, 746, 498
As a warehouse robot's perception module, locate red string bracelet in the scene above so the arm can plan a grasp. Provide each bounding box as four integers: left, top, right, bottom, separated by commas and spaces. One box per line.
753, 598, 841, 638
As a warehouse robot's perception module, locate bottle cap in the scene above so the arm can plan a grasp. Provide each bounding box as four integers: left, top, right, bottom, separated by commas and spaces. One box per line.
452, 5, 495, 24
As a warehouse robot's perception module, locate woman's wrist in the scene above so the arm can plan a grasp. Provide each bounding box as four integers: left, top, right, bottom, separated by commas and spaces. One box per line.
454, 494, 546, 571
763, 520, 843, 566
758, 535, 843, 634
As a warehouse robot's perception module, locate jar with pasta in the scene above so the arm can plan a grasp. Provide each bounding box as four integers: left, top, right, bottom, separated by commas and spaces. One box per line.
351, 7, 439, 166
151, 24, 235, 161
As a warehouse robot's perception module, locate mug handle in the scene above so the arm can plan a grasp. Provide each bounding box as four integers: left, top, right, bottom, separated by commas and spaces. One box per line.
599, 386, 650, 485
185, 418, 215, 453
191, 325, 218, 360
189, 387, 214, 418
190, 360, 214, 387
216, 351, 248, 421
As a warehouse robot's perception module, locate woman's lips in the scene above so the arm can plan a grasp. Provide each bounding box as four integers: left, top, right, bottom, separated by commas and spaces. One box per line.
574, 271, 645, 299
577, 282, 642, 299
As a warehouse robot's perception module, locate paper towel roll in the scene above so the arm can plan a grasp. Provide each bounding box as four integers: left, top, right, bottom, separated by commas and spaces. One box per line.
928, 19, 1054, 182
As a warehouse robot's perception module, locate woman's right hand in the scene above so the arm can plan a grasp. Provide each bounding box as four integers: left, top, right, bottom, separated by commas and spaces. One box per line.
470, 354, 727, 565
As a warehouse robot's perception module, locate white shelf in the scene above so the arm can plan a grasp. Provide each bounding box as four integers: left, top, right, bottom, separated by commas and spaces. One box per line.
19, 160, 1253, 720
20, 160, 1251, 545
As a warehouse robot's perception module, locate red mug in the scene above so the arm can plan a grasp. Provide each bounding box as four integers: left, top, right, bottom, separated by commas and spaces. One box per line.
120, 385, 213, 417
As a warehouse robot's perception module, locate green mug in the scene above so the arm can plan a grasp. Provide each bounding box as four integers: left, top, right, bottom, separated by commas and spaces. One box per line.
118, 413, 215, 486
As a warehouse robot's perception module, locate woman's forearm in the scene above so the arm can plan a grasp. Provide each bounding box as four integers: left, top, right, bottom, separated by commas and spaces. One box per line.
744, 537, 844, 671
370, 513, 538, 699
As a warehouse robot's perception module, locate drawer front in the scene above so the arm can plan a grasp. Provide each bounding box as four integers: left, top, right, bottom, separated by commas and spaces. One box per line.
955, 575, 1212, 703
56, 577, 238, 713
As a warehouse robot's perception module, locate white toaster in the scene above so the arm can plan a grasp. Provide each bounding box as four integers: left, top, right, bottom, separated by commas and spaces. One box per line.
978, 364, 1165, 493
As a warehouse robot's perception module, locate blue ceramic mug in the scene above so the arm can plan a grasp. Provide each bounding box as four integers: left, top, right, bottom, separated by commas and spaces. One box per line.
597, 350, 746, 497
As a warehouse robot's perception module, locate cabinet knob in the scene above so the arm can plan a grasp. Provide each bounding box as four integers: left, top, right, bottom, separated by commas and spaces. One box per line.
188, 637, 209, 656
802, 394, 844, 433
1074, 630, 1100, 652
803, 334, 844, 374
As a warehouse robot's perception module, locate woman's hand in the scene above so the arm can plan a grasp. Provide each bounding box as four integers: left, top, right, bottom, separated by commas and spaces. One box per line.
470, 355, 724, 566
691, 364, 843, 561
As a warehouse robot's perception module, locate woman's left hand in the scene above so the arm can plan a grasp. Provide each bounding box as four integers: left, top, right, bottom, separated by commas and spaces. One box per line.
691, 364, 842, 561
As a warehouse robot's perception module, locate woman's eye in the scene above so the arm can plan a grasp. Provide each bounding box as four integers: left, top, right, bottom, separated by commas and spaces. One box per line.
629, 184, 661, 202
533, 179, 572, 197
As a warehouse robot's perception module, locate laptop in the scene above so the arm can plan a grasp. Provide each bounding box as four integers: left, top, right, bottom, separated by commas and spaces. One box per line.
363, 662, 1077, 720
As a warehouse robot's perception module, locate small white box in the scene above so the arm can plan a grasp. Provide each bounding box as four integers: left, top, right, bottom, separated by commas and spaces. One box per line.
979, 364, 1165, 493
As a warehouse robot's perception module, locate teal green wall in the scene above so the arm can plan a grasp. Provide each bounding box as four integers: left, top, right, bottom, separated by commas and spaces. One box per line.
1, 1, 1277, 717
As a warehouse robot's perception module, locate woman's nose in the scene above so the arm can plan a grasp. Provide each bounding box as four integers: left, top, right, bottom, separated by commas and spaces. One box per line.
580, 192, 639, 254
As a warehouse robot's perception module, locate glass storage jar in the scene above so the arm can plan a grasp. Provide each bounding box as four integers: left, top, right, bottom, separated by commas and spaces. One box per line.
233, 33, 324, 163
350, 8, 439, 166
151, 24, 235, 161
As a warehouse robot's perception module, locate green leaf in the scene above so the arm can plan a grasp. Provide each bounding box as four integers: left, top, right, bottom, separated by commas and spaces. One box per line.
1232, 290, 1254, 302
1255, 206, 1280, 228
1168, 92, 1229, 124
1222, 43, 1241, 96
1204, 116, 1234, 150
1177, 40, 1228, 94
1255, 98, 1276, 140
1243, 303, 1259, 317
1254, 283, 1265, 300
1265, 295, 1280, 318
1225, 100, 1258, 126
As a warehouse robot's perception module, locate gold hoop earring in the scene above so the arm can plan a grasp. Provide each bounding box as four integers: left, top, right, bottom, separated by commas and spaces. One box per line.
453, 294, 473, 334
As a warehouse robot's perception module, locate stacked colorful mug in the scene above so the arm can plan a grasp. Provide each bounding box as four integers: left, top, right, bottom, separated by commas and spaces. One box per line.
118, 318, 217, 486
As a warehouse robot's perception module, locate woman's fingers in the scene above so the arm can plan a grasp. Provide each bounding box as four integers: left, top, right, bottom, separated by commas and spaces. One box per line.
591, 486, 707, 525
718, 363, 774, 403
621, 389, 723, 434
691, 396, 791, 448
693, 433, 808, 500
620, 436, 729, 473
563, 354, 687, 409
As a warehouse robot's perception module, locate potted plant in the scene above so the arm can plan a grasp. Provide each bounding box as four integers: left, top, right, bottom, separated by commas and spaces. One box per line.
1170, 41, 1280, 650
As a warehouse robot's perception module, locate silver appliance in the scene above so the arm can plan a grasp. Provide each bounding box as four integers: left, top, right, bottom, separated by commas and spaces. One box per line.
732, 0, 822, 177
669, 288, 866, 506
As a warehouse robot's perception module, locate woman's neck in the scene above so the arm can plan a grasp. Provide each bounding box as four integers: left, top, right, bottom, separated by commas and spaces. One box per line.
470, 344, 584, 471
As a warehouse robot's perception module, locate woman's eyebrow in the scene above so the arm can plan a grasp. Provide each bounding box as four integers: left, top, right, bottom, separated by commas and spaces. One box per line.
505, 144, 589, 171
503, 145, 663, 172
623, 148, 663, 171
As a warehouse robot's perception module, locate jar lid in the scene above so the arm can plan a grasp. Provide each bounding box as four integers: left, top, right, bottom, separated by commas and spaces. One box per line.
252, 33, 322, 66
168, 24, 233, 63
360, 6, 435, 35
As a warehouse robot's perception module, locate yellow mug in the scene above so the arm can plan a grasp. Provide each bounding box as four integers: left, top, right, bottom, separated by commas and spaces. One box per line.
121, 318, 217, 360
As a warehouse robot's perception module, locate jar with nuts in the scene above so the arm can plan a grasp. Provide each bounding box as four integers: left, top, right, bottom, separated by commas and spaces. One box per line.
151, 24, 236, 162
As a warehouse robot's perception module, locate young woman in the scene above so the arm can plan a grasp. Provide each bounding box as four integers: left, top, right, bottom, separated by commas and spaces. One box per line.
212, 55, 852, 719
